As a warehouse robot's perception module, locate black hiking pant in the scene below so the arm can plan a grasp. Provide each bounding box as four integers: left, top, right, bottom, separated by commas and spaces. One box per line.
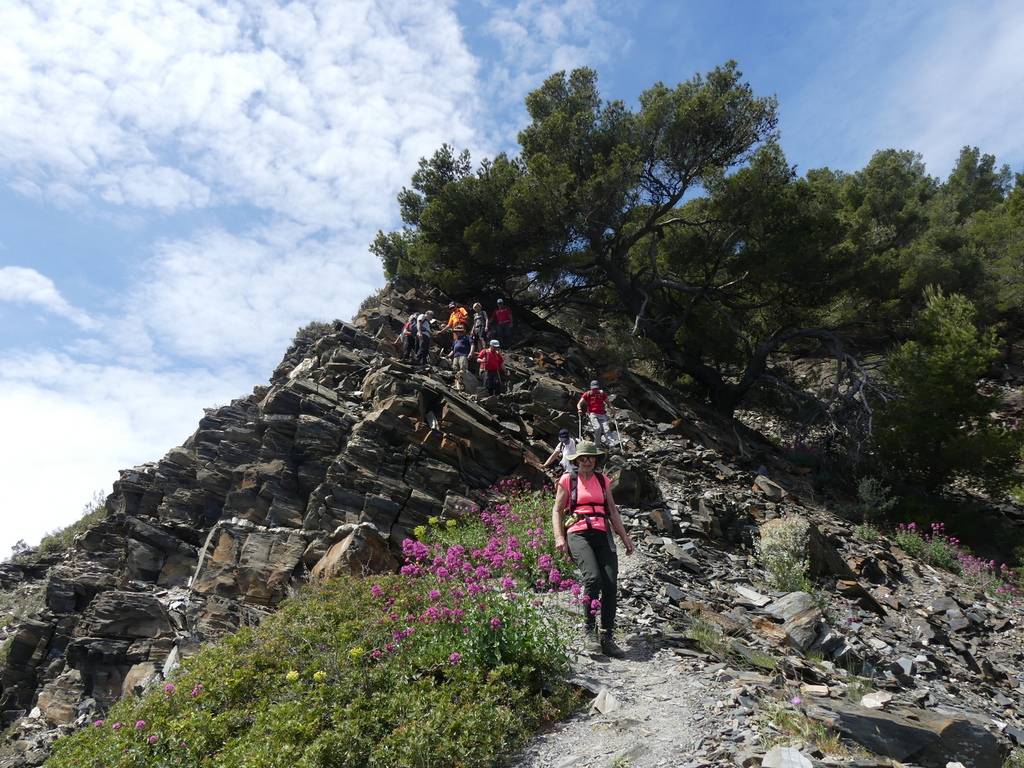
417, 336, 431, 364
484, 370, 501, 396
568, 528, 618, 633
402, 335, 416, 360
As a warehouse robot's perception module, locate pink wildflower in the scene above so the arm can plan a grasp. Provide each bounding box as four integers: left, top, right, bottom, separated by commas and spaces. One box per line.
449, 652, 462, 665
135, 720, 146, 730
164, 682, 175, 694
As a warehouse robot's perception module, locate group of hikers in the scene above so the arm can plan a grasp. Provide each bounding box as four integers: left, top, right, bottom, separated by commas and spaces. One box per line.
395, 299, 514, 396
395, 299, 630, 656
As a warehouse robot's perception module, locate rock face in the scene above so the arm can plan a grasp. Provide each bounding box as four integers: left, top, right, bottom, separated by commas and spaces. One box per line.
2, 280, 1022, 766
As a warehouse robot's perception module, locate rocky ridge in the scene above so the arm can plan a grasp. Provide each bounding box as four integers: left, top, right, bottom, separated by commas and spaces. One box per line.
0, 281, 1021, 767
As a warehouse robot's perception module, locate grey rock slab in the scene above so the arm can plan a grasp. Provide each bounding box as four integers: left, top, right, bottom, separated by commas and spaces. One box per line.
804, 699, 1007, 768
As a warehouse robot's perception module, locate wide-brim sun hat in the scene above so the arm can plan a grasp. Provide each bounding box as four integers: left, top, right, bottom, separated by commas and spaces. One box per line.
567, 441, 605, 462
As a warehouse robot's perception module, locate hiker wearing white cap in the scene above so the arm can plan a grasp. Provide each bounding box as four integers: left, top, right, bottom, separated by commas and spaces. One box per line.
551, 440, 635, 657
577, 379, 614, 448
477, 339, 505, 396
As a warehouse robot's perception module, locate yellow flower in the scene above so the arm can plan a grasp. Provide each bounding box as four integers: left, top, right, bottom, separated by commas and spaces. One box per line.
413, 525, 427, 539
348, 647, 365, 661
428, 516, 440, 526
313, 671, 327, 683
285, 670, 300, 682
446, 518, 457, 528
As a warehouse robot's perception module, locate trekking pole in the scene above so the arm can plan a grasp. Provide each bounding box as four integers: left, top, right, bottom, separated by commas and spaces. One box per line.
611, 415, 622, 451
577, 411, 583, 441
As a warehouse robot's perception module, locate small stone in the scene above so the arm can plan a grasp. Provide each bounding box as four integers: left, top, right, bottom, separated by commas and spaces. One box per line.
590, 687, 620, 715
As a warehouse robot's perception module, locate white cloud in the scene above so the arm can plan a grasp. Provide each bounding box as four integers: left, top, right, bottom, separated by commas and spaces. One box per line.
877, 1, 1024, 175
485, 0, 624, 102
0, 266, 97, 329
0, 0, 481, 225
130, 227, 382, 365
0, 351, 252, 556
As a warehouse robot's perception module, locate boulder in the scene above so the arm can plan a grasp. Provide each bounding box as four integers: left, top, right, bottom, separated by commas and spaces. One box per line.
310, 524, 398, 581
191, 525, 308, 606
805, 699, 1007, 768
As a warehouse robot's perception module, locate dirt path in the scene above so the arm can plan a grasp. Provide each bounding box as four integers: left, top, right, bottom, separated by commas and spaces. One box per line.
510, 551, 737, 768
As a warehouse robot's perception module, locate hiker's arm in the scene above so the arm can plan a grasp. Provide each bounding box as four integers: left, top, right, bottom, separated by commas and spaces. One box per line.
576, 396, 585, 412
542, 445, 561, 468
605, 486, 635, 555
551, 484, 569, 554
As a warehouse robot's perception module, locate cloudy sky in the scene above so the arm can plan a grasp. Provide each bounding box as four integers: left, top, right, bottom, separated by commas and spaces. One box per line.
2, 0, 1023, 555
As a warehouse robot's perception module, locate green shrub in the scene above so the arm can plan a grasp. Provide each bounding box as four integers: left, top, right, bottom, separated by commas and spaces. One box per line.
853, 477, 897, 522
47, 485, 581, 768
853, 523, 881, 542
292, 319, 335, 344
892, 525, 927, 559
756, 516, 813, 592
873, 287, 1022, 493
38, 491, 107, 554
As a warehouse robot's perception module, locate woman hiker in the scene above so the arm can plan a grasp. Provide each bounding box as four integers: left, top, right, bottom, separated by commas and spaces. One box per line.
551, 441, 635, 657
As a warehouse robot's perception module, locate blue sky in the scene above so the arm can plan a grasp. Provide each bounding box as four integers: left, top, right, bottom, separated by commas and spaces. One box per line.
2, 0, 1023, 555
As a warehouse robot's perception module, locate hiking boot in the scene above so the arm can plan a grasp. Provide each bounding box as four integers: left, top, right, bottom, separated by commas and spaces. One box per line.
582, 626, 602, 655
600, 632, 626, 658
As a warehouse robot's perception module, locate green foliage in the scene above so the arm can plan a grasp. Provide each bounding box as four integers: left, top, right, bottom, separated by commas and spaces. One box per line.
37, 491, 107, 555
1006, 748, 1024, 768
892, 524, 959, 571
47, 489, 579, 768
849, 477, 898, 522
755, 516, 813, 592
760, 697, 846, 755
292, 320, 335, 344
853, 523, 881, 543
873, 287, 1022, 492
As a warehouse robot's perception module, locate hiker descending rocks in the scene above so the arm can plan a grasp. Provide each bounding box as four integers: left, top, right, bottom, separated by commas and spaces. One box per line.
469, 301, 488, 355
396, 313, 417, 360
542, 428, 577, 477
448, 331, 472, 391
551, 441, 635, 657
416, 310, 435, 365
444, 301, 469, 344
477, 339, 505, 397
490, 298, 513, 349
578, 380, 615, 448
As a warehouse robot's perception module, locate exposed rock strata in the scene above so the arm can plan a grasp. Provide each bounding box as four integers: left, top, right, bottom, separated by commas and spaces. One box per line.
1, 282, 1021, 767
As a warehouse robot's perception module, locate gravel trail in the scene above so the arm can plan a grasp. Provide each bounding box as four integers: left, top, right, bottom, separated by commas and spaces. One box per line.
510, 549, 733, 768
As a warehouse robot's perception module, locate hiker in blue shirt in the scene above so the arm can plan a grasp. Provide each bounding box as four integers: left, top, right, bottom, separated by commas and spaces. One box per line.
449, 332, 472, 391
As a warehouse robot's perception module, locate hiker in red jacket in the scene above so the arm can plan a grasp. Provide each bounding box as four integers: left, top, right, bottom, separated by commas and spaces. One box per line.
489, 298, 513, 349
477, 339, 505, 397
577, 379, 614, 448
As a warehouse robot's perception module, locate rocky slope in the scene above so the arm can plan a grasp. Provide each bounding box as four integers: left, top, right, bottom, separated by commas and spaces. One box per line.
1, 281, 1022, 767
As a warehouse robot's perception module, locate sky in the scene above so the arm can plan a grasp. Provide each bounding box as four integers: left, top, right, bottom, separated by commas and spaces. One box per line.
2, 0, 1023, 556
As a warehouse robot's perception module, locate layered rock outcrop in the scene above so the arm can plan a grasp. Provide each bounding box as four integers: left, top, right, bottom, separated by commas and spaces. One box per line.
2, 281, 1021, 767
